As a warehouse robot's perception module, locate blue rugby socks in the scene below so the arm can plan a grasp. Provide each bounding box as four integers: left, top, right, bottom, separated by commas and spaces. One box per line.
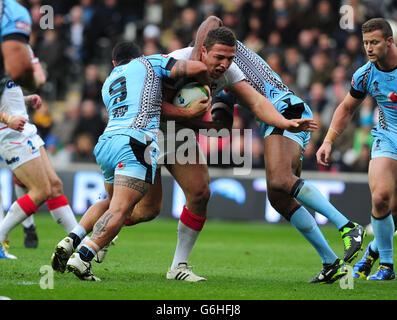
291, 179, 350, 230
371, 213, 394, 268
289, 206, 338, 265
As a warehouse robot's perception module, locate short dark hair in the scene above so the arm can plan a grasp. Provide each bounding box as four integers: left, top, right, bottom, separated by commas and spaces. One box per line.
203, 27, 236, 51
362, 18, 393, 40
112, 41, 141, 65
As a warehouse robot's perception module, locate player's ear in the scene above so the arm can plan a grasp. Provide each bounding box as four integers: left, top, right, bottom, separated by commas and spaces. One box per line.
201, 46, 207, 60
386, 36, 394, 47
112, 60, 117, 67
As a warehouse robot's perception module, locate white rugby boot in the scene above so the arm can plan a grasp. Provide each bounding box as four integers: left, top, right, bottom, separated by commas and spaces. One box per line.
67, 253, 101, 281
51, 236, 74, 273
166, 263, 207, 282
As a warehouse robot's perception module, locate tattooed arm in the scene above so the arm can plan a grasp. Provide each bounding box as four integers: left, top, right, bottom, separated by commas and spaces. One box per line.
169, 59, 210, 85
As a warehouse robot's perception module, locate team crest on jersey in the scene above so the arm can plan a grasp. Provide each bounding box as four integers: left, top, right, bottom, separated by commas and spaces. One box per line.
374, 139, 381, 150
387, 92, 397, 102
372, 81, 380, 92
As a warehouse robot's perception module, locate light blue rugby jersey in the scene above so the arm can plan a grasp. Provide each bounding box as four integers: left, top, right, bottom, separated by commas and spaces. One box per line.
351, 61, 397, 142
101, 54, 176, 144
0, 0, 31, 41
233, 40, 292, 104
0, 0, 32, 96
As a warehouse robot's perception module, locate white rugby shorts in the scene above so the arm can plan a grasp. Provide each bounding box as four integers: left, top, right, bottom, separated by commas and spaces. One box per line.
0, 127, 44, 171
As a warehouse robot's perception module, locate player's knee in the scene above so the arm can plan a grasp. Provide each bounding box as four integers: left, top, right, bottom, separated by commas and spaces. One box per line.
188, 184, 211, 206
49, 178, 63, 197
372, 190, 390, 214
29, 183, 51, 204
266, 173, 293, 194
267, 193, 292, 216
109, 200, 138, 218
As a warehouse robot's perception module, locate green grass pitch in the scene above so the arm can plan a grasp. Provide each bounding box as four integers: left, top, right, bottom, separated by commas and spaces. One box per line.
0, 213, 396, 301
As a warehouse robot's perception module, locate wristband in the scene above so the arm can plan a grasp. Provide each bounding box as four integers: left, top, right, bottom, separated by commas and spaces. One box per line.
6, 115, 15, 126
0, 112, 9, 124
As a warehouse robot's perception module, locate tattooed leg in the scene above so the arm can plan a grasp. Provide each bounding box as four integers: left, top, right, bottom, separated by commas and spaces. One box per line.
114, 175, 150, 194
79, 198, 111, 234
88, 175, 149, 249
127, 169, 163, 226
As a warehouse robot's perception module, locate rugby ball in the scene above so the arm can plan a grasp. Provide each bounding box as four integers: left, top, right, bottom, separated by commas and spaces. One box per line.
172, 83, 211, 108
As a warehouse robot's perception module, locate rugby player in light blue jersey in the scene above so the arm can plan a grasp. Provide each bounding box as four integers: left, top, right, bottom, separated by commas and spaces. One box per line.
50, 41, 211, 281
317, 18, 397, 281
0, 0, 38, 94
214, 38, 367, 284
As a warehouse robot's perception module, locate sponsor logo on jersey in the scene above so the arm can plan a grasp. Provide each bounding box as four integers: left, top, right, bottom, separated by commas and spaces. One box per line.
15, 21, 31, 34
5, 156, 19, 165
6, 80, 18, 89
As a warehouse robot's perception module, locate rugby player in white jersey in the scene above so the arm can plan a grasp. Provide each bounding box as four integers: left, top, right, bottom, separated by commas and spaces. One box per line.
0, 46, 81, 259
124, 26, 317, 282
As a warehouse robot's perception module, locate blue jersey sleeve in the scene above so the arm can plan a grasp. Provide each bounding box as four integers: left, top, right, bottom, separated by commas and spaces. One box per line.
350, 62, 372, 100
145, 54, 176, 79
1, 0, 32, 41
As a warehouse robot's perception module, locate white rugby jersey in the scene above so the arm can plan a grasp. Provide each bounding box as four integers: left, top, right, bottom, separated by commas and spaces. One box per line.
167, 46, 245, 96
0, 81, 37, 138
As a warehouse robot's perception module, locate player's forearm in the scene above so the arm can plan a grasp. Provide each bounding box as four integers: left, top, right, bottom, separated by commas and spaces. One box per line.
161, 101, 197, 121
190, 16, 223, 61
170, 60, 209, 85
323, 103, 354, 144
324, 98, 357, 144
249, 96, 290, 129
231, 81, 290, 129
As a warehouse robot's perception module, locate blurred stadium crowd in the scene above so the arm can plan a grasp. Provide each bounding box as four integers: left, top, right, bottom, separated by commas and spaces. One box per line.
19, 0, 397, 172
